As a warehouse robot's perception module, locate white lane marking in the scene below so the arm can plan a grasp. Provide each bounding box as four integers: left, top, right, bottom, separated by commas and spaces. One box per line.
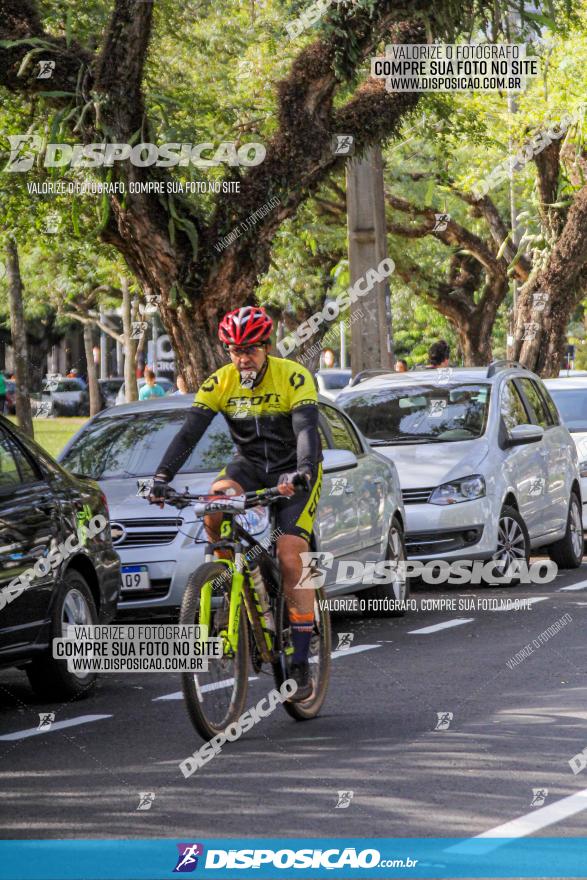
447, 788, 587, 855
154, 676, 258, 702
493, 596, 549, 610
154, 645, 381, 700
408, 618, 474, 635
331, 644, 381, 660
559, 579, 587, 591
0, 714, 112, 742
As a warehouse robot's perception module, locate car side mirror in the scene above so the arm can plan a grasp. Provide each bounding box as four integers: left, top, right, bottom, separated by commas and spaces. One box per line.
505, 424, 544, 447
322, 449, 358, 473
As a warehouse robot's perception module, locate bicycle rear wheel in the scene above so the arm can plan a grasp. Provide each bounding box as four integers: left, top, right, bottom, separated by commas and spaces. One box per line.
180, 562, 249, 740
273, 586, 331, 720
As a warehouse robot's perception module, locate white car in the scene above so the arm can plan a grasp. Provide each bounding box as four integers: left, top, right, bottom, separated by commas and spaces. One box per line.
315, 369, 352, 400
545, 377, 587, 529
338, 362, 583, 578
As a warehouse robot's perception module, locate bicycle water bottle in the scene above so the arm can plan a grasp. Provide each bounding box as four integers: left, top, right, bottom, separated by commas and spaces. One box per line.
249, 564, 275, 633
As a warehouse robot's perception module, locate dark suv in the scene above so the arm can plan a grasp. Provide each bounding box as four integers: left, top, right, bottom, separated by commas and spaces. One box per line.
0, 416, 120, 699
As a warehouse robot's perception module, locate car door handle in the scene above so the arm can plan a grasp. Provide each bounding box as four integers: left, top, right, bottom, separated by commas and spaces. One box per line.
373, 478, 384, 485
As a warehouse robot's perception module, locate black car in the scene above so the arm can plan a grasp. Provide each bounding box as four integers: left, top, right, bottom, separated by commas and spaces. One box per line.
0, 416, 120, 699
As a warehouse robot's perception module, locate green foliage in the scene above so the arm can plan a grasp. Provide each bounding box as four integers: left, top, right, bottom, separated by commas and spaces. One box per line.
1, 0, 586, 364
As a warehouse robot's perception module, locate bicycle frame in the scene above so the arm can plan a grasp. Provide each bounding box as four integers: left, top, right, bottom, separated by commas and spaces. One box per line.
199, 511, 282, 664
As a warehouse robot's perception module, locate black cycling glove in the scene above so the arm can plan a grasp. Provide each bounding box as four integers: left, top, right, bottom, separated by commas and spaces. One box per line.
149, 477, 170, 504
278, 467, 312, 491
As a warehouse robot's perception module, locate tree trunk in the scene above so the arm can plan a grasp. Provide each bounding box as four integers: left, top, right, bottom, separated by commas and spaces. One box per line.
155, 300, 225, 387
83, 323, 101, 417
513, 186, 587, 376
121, 277, 138, 402
6, 239, 33, 438
457, 317, 494, 366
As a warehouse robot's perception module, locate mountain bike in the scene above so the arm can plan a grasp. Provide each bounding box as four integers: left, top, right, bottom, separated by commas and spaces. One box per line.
162, 483, 331, 740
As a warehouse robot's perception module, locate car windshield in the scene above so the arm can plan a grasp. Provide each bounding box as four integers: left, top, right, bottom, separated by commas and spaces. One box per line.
100, 380, 123, 394
339, 383, 491, 443
60, 411, 236, 479
320, 372, 351, 390
548, 388, 587, 432
43, 380, 83, 393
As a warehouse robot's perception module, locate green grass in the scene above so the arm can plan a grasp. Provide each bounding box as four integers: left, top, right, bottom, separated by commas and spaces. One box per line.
7, 416, 88, 459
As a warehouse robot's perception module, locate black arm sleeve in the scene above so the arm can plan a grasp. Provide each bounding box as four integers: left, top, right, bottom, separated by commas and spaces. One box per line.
155, 406, 216, 481
292, 404, 322, 477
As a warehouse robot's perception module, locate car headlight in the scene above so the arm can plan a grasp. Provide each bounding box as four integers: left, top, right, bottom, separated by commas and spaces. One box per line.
236, 507, 269, 535
195, 506, 269, 541
429, 474, 486, 505
579, 460, 587, 478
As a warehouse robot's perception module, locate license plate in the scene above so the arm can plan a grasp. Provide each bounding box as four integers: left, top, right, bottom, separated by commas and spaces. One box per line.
121, 565, 150, 591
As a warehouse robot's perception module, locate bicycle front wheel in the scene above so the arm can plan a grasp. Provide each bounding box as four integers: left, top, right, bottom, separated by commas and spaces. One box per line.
180, 562, 249, 740
274, 586, 331, 721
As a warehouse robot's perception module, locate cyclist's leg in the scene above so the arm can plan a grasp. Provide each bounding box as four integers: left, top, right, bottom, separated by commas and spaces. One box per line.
273, 465, 322, 671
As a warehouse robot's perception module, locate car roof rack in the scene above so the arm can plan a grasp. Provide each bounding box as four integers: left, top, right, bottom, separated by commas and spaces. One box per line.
486, 360, 525, 378
349, 369, 395, 387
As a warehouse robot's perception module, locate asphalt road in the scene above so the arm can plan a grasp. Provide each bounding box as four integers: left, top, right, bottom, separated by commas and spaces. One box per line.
1, 561, 587, 842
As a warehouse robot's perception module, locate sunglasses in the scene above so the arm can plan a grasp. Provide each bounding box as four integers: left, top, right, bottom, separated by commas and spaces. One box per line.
226, 344, 266, 356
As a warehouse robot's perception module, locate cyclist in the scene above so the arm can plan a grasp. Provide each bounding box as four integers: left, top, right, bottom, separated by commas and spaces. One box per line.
151, 306, 323, 701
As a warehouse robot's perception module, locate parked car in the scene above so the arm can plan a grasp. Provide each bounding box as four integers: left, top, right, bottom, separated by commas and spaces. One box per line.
31, 378, 89, 417
0, 415, 120, 699
337, 361, 583, 579
315, 369, 352, 400
58, 395, 406, 619
544, 377, 587, 530
115, 377, 174, 405
99, 377, 124, 408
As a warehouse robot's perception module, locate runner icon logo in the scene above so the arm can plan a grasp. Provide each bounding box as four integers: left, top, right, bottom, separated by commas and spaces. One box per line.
173, 843, 204, 873
335, 791, 354, 809
331, 134, 355, 155
530, 788, 548, 807
38, 712, 55, 730
435, 711, 453, 731
335, 632, 354, 651
136, 792, 156, 811
329, 477, 347, 496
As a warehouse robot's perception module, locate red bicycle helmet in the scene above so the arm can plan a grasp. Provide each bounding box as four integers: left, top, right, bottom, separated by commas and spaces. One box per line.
218, 306, 273, 346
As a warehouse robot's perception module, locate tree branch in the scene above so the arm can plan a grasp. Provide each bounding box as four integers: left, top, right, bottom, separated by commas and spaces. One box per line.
59, 311, 123, 343
385, 190, 502, 274
449, 186, 531, 282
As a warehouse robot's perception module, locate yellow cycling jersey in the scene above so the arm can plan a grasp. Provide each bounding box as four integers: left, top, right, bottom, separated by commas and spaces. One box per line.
192, 356, 320, 473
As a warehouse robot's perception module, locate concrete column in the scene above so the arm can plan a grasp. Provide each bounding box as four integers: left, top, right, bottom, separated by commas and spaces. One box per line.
346, 145, 394, 375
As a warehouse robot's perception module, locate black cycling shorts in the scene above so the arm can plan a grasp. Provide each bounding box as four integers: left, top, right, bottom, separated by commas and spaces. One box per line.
214, 457, 322, 542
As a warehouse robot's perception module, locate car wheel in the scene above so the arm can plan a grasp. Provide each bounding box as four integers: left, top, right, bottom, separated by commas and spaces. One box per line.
487, 505, 530, 587
26, 570, 99, 701
547, 492, 583, 569
361, 516, 410, 617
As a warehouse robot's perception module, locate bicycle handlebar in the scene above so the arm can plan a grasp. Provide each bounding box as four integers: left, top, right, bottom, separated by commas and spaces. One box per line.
154, 483, 303, 512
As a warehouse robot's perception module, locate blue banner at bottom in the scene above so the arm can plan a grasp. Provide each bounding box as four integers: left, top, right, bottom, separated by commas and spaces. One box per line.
1, 837, 587, 880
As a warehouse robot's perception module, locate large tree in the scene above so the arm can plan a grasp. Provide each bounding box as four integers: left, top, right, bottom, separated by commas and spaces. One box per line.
0, 0, 574, 380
